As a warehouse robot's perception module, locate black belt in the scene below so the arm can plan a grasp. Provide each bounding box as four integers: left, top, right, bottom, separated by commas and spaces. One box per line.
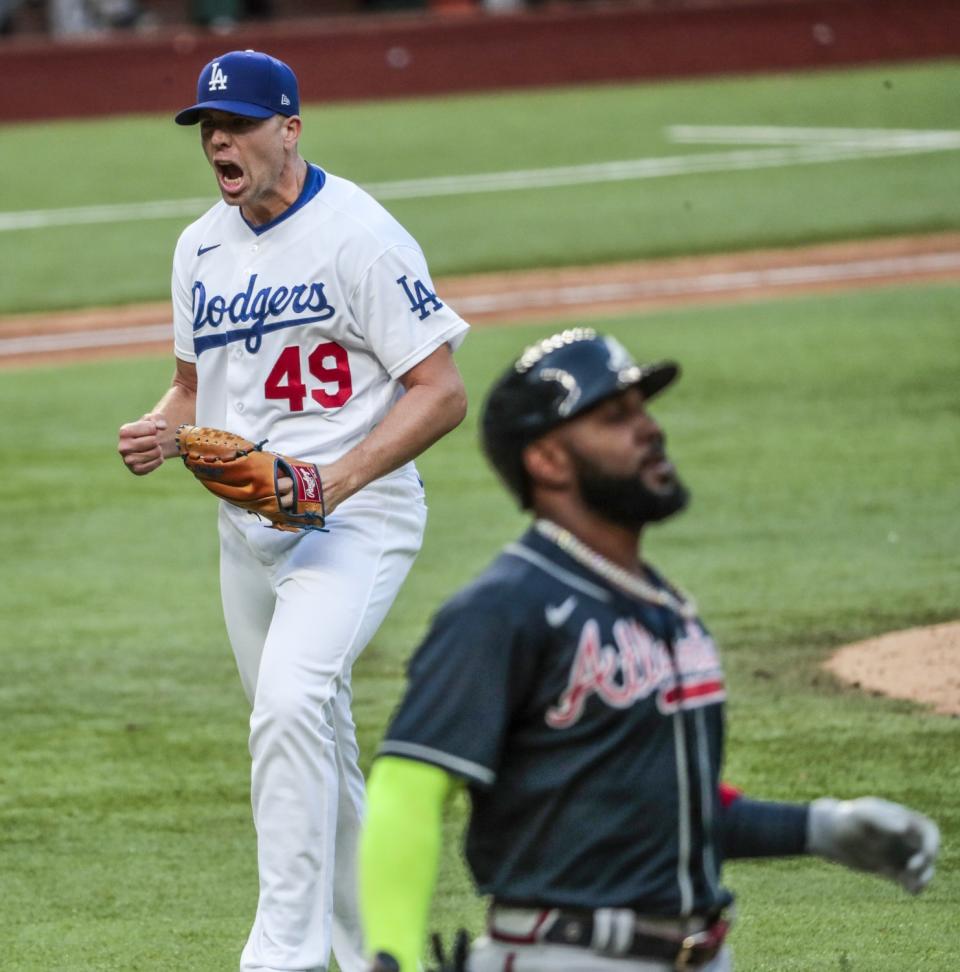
490, 906, 729, 970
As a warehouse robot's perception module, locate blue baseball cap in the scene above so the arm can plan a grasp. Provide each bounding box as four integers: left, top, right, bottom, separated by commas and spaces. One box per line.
175, 49, 300, 126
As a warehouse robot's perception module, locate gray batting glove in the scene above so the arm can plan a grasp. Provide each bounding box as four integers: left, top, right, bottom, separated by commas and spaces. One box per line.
807, 797, 940, 894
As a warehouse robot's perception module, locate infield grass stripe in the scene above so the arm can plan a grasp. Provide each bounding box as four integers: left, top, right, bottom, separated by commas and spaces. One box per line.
3, 135, 959, 232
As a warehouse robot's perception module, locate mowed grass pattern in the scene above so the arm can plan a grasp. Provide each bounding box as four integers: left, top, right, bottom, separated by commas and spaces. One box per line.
1, 281, 957, 969
0, 61, 959, 313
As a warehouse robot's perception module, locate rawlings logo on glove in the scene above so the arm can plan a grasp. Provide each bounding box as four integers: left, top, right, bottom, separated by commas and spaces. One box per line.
176, 425, 326, 532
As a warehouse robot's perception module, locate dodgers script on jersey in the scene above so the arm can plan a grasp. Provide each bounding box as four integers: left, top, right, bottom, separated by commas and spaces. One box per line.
380, 525, 733, 918
172, 164, 469, 466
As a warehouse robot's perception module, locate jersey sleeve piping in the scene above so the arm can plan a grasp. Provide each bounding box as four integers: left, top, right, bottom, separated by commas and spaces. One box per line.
386, 318, 470, 379
346, 242, 423, 309
171, 202, 232, 362
377, 740, 496, 787
504, 542, 613, 602
312, 179, 410, 256
345, 239, 470, 376
171, 243, 197, 363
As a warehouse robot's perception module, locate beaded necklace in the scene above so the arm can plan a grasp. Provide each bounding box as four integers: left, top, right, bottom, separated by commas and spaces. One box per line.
534, 518, 698, 619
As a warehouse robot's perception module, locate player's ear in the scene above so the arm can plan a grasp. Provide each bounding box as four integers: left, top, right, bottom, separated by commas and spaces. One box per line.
523, 437, 574, 493
281, 115, 302, 148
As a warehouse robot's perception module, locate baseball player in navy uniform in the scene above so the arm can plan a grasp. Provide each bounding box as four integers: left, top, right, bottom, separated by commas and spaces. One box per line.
358, 328, 939, 972
116, 51, 469, 972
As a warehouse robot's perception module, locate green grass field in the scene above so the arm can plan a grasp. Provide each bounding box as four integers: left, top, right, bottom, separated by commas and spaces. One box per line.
1, 60, 959, 313
2, 281, 958, 970
1, 57, 959, 972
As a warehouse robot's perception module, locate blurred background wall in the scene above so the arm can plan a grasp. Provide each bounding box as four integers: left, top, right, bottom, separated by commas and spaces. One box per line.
1, 0, 959, 123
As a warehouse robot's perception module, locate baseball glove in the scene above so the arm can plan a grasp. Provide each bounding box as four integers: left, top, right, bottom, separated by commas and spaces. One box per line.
175, 425, 326, 533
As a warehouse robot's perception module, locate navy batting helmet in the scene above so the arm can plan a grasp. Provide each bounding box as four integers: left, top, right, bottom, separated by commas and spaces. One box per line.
480, 328, 679, 507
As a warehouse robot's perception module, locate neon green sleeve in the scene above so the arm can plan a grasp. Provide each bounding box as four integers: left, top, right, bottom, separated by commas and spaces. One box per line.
360, 756, 458, 972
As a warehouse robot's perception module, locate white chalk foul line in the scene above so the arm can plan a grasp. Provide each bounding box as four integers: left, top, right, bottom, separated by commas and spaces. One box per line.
0, 323, 175, 356
668, 125, 960, 147
2, 127, 958, 232
4, 251, 959, 358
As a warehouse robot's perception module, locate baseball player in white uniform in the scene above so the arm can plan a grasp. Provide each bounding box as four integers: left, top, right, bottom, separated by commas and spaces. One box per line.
117, 49, 469, 972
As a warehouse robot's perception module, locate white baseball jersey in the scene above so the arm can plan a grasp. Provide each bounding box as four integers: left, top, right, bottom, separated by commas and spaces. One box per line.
172, 164, 469, 467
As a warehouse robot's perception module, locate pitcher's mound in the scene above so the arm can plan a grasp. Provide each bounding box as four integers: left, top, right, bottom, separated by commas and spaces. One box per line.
824, 621, 960, 716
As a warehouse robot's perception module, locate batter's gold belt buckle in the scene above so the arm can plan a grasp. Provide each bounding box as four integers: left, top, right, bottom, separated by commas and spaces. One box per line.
673, 916, 730, 971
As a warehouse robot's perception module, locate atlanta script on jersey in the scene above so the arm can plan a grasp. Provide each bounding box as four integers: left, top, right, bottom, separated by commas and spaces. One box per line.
172, 164, 469, 467
380, 526, 732, 917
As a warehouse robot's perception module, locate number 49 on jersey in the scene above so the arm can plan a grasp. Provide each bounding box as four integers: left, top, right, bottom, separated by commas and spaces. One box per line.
265, 341, 352, 411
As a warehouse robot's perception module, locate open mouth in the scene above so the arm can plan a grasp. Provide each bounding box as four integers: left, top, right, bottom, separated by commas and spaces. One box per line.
641, 451, 675, 484
215, 161, 245, 195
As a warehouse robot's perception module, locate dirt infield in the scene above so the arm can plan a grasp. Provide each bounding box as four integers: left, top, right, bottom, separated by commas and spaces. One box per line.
825, 622, 960, 716
4, 231, 957, 714
3, 231, 960, 368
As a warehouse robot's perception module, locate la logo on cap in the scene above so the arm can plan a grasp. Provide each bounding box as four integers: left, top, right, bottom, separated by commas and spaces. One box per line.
209, 62, 228, 92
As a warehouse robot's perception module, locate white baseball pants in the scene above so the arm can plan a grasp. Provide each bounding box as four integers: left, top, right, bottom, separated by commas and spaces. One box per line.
469, 938, 732, 972
218, 470, 427, 972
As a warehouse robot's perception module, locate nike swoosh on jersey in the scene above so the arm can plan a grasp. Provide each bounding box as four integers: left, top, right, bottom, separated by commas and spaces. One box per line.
545, 595, 578, 628
197, 243, 222, 256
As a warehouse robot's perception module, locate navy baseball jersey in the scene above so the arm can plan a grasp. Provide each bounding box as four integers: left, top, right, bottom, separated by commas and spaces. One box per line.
380, 522, 733, 918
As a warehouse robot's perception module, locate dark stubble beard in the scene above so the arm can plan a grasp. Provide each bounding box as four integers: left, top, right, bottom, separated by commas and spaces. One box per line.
573, 452, 690, 530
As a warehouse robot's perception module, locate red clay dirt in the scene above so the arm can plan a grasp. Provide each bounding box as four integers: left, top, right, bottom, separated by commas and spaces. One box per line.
3, 231, 960, 368
825, 623, 960, 717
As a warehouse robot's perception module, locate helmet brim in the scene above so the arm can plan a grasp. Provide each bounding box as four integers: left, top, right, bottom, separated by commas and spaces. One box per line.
636, 361, 680, 401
